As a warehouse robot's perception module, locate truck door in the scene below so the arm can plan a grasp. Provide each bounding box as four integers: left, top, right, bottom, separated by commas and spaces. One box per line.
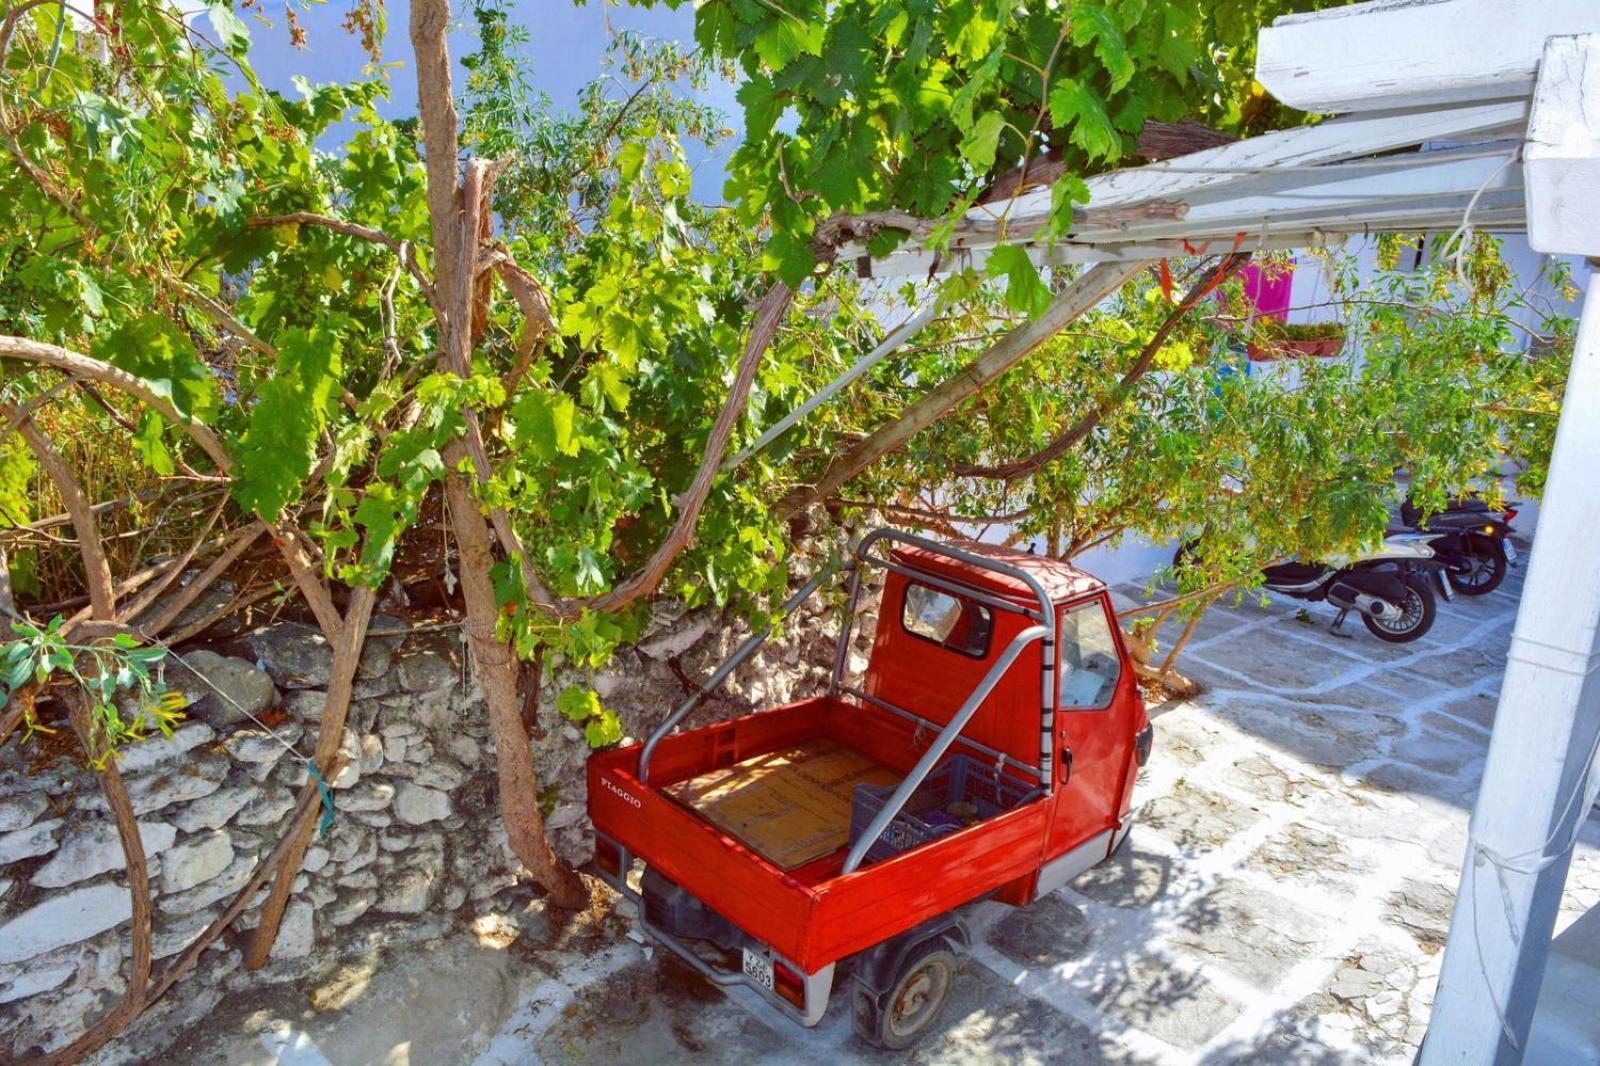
1042, 593, 1135, 867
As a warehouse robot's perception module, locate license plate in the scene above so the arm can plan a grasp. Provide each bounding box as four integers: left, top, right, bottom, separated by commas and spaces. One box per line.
742, 947, 774, 991
1504, 541, 1518, 564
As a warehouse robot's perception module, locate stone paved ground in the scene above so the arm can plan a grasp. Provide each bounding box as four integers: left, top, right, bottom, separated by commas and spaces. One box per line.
185, 543, 1600, 1065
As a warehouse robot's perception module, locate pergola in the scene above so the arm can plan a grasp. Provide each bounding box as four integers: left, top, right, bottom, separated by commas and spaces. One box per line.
783, 1, 1600, 1060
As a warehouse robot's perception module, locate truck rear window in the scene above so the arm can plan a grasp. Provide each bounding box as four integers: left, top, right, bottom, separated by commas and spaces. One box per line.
902, 583, 993, 658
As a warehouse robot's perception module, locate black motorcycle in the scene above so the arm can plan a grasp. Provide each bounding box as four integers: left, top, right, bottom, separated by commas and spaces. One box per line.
1397, 495, 1519, 596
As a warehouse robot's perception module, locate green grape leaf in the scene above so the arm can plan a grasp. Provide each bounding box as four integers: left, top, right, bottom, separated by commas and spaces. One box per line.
1049, 78, 1121, 162
93, 315, 219, 422
959, 111, 1006, 170
230, 328, 341, 520
985, 244, 1052, 317
753, 18, 822, 71
584, 710, 624, 748
557, 685, 601, 723
509, 390, 579, 461
132, 411, 175, 476
1070, 5, 1136, 91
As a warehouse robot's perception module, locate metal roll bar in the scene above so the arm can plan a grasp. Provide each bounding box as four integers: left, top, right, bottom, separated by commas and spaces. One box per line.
839, 528, 1060, 790
640, 527, 1063, 794
842, 625, 1048, 873
837, 683, 1045, 782
638, 562, 838, 785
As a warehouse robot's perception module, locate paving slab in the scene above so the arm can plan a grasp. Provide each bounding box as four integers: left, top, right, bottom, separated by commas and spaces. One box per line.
1244, 822, 1364, 895
1185, 625, 1367, 693
1141, 780, 1266, 853
533, 957, 795, 1064
1431, 689, 1499, 731
1170, 877, 1328, 988
986, 893, 1094, 966
1206, 699, 1401, 774
1401, 642, 1509, 689
1085, 957, 1243, 1050
1072, 835, 1192, 911
908, 965, 1145, 1066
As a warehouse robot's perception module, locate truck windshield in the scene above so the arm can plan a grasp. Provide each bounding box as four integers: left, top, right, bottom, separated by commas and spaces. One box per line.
902, 582, 993, 658
1059, 600, 1121, 709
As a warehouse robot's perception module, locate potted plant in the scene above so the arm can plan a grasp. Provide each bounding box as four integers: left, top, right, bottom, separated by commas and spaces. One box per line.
1246, 319, 1346, 361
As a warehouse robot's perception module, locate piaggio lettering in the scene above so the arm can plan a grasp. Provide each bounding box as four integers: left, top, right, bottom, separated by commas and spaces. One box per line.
601, 776, 642, 808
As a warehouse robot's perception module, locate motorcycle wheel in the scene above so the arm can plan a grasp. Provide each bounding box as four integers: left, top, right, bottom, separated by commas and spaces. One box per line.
1445, 535, 1507, 596
1363, 578, 1436, 643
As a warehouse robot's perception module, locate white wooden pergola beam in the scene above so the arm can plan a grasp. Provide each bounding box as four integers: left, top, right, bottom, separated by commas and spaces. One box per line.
988, 97, 1529, 224
846, 94, 1536, 278
851, 150, 1527, 278
851, 240, 1190, 281
1257, 0, 1600, 114
1524, 36, 1600, 257
1070, 151, 1524, 243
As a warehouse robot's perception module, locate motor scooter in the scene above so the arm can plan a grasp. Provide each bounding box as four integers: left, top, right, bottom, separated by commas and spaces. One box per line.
1176, 533, 1450, 643
1397, 495, 1519, 596
1263, 533, 1450, 642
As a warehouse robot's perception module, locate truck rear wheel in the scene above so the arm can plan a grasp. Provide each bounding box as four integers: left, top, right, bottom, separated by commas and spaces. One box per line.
854, 944, 958, 1049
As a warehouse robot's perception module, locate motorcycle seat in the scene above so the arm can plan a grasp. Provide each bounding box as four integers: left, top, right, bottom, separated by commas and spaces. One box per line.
1262, 561, 1326, 584
1414, 512, 1496, 532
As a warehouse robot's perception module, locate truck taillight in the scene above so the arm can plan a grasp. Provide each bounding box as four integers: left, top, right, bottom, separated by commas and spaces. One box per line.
594, 837, 621, 880
773, 960, 806, 1010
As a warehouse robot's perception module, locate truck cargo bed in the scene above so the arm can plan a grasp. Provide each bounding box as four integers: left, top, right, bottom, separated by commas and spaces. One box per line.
589, 696, 1055, 970
665, 738, 901, 870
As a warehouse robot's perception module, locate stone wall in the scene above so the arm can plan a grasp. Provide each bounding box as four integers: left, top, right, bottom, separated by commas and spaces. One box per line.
0, 557, 874, 1061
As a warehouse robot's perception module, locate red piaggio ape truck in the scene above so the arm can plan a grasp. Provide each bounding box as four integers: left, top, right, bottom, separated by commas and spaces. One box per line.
587, 529, 1152, 1048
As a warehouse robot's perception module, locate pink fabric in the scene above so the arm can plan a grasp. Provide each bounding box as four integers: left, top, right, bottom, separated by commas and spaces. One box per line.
1239, 259, 1295, 321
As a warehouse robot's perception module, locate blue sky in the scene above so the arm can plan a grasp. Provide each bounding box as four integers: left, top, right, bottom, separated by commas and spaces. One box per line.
230, 1, 738, 195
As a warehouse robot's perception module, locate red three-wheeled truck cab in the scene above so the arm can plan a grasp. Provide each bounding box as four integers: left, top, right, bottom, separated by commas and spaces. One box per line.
587, 529, 1152, 1047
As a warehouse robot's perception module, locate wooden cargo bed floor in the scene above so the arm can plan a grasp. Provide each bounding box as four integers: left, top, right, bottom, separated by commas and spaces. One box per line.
664, 737, 902, 869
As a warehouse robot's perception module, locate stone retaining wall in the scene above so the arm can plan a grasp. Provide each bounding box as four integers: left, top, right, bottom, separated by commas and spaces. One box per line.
0, 561, 872, 1061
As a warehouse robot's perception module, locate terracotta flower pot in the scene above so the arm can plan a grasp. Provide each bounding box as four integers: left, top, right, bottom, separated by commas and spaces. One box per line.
1246, 337, 1343, 362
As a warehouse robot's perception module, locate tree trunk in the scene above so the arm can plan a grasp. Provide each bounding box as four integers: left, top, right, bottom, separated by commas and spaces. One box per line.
1123, 610, 1203, 700
243, 584, 376, 969
411, 0, 587, 909
442, 452, 589, 909
37, 696, 157, 1066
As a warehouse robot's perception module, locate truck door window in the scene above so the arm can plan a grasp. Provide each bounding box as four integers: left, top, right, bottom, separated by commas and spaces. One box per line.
1059, 600, 1121, 709
902, 583, 993, 658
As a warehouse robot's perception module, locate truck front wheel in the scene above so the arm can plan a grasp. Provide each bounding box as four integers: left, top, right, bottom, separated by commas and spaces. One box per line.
853, 944, 958, 1049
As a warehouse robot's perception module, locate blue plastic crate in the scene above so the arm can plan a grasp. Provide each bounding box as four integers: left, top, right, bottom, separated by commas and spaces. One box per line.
848, 754, 1041, 864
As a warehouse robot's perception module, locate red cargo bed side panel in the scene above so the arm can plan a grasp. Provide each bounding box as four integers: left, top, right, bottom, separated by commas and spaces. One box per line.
804, 802, 1050, 967
588, 758, 818, 963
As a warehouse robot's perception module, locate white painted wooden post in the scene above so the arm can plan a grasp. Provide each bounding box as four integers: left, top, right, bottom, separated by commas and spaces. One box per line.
1423, 34, 1600, 1063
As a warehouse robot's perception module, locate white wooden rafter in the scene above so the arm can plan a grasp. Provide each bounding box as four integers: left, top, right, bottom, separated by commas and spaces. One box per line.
850, 102, 1533, 279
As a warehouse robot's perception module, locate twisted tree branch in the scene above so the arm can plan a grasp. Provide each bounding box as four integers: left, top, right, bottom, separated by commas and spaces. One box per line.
954, 251, 1250, 481
0, 337, 232, 473
5, 401, 116, 620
